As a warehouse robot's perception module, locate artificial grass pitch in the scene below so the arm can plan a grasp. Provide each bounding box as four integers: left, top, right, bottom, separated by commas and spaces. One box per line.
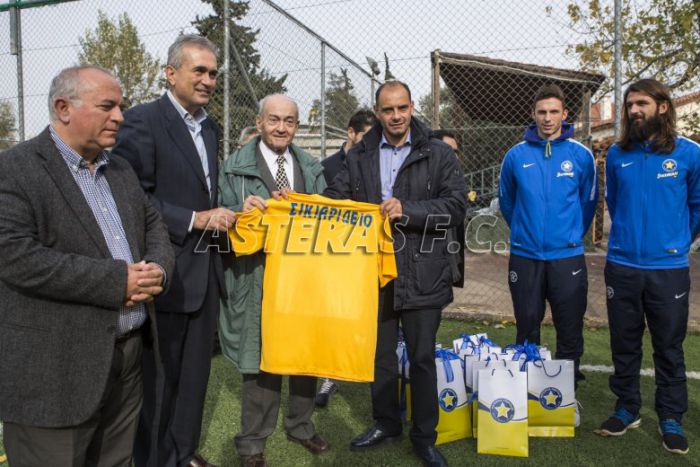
1, 320, 698, 466
198, 320, 700, 466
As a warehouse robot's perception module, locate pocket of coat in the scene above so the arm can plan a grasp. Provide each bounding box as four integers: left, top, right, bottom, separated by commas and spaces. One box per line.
414, 256, 450, 295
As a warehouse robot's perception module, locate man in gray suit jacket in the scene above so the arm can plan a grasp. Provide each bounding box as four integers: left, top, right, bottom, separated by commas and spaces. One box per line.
0, 66, 174, 466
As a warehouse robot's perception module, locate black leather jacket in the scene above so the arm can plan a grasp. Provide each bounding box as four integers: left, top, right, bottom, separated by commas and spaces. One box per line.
324, 119, 467, 310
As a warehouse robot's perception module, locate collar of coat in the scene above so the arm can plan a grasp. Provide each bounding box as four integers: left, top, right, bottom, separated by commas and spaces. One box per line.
223, 135, 324, 179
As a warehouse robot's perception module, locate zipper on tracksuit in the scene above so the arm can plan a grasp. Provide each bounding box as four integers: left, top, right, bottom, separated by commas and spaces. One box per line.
542, 151, 551, 252
640, 147, 649, 264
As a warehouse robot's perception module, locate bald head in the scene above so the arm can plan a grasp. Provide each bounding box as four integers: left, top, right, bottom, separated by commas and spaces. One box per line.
49, 65, 123, 160
48, 65, 118, 121
258, 93, 299, 120
256, 94, 299, 155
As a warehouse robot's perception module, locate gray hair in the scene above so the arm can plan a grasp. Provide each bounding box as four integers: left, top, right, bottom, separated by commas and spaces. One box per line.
257, 93, 299, 118
167, 34, 219, 69
48, 65, 115, 121
238, 126, 258, 146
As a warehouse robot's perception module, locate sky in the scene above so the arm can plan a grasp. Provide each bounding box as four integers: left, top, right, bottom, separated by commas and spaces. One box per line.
0, 0, 588, 139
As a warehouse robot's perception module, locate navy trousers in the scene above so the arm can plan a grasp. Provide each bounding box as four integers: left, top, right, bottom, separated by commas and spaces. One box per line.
605, 261, 689, 421
508, 254, 588, 383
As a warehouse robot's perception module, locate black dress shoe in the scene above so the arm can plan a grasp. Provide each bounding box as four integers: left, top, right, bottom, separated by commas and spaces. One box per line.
413, 445, 447, 467
350, 425, 401, 451
188, 453, 218, 467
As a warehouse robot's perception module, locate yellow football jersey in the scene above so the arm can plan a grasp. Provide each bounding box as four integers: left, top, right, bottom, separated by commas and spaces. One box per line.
229, 192, 397, 382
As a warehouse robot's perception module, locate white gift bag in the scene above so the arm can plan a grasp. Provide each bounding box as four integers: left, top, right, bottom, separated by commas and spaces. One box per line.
452, 332, 487, 353
435, 349, 472, 443
471, 357, 520, 438
527, 360, 575, 437
477, 368, 529, 457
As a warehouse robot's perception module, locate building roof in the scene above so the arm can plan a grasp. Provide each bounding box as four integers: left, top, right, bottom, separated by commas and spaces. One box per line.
434, 51, 606, 126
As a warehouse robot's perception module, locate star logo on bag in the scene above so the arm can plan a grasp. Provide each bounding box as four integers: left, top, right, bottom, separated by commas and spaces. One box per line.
490, 398, 514, 423
539, 387, 563, 410
439, 388, 458, 412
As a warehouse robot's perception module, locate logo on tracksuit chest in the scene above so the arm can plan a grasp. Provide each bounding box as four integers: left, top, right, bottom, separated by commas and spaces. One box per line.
557, 160, 574, 178
657, 159, 679, 179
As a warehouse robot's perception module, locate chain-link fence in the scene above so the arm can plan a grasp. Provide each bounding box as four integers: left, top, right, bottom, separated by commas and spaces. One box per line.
2, 0, 699, 326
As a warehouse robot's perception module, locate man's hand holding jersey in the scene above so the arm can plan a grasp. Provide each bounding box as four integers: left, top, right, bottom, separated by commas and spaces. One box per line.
243, 189, 294, 212
380, 197, 403, 220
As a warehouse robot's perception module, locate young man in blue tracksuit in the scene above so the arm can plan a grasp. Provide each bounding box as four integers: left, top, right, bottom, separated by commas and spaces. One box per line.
595, 79, 700, 455
499, 85, 598, 420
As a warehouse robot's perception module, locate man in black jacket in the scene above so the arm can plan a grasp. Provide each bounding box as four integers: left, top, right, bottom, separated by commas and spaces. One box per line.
324, 81, 466, 467
321, 109, 376, 186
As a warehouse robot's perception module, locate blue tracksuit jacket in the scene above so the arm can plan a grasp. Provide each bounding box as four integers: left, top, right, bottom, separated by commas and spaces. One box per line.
606, 136, 700, 269
499, 122, 598, 260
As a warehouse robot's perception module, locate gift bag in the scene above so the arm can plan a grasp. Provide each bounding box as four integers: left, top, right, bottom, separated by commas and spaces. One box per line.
477, 335, 502, 355
452, 332, 487, 353
435, 349, 472, 443
503, 342, 551, 366
527, 360, 575, 437
477, 368, 529, 457
471, 357, 520, 438
397, 338, 411, 422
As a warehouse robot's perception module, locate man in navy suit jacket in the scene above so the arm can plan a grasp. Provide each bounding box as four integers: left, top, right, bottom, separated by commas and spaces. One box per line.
113, 34, 236, 467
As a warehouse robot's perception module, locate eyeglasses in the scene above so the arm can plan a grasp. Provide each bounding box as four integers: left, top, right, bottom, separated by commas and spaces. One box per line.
265, 115, 298, 128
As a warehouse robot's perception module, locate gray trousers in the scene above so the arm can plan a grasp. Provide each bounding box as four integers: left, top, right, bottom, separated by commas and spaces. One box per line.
234, 371, 317, 456
3, 332, 143, 467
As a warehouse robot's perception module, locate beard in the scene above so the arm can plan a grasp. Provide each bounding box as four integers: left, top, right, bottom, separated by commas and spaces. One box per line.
629, 111, 663, 142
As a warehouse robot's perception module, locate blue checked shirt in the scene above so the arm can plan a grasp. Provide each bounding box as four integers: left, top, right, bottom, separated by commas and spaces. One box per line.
379, 131, 412, 200
50, 127, 146, 335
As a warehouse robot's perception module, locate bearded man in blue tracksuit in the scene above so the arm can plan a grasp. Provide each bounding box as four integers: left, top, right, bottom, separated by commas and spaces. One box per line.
499, 85, 598, 418
594, 79, 700, 456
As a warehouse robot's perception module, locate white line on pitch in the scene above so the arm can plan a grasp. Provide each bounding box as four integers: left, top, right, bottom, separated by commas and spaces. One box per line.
580, 364, 700, 380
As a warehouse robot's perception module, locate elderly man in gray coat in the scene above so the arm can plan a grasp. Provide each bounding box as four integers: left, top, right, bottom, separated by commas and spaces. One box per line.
0, 65, 174, 466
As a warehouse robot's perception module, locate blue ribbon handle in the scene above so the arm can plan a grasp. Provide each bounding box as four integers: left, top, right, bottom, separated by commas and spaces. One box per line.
458, 333, 470, 350
399, 344, 409, 379
478, 336, 498, 348
435, 348, 460, 383
458, 333, 481, 353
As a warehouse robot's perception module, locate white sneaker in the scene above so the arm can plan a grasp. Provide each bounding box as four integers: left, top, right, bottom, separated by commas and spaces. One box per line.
574, 400, 582, 428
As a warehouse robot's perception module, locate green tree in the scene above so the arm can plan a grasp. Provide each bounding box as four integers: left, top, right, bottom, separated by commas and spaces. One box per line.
0, 101, 16, 150
557, 0, 700, 93
556, 0, 700, 131
309, 68, 360, 130
192, 0, 286, 143
78, 10, 161, 108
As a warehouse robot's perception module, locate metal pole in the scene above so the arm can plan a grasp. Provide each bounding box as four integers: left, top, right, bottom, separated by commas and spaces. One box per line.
320, 42, 326, 159
370, 79, 375, 108
10, 7, 25, 142
431, 50, 441, 129
223, 0, 230, 157
613, 0, 622, 139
